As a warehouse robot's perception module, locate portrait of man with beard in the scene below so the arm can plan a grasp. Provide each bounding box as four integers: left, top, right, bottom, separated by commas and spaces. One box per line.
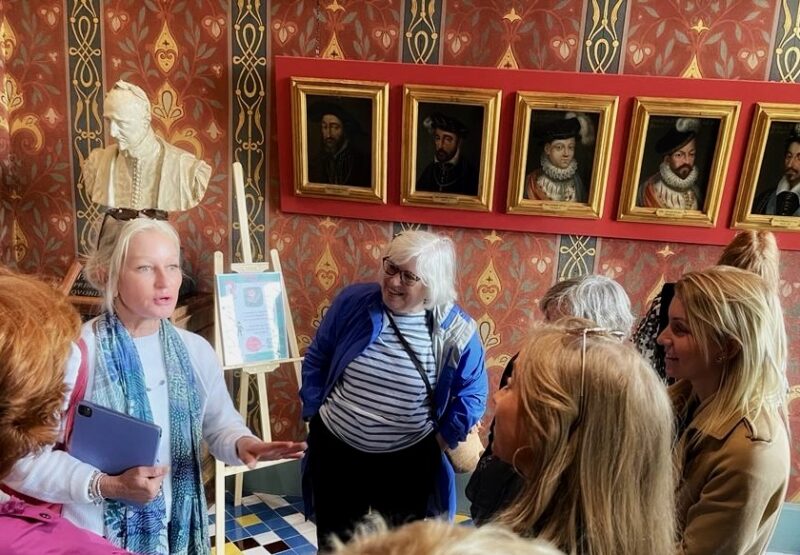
416, 112, 480, 196
637, 117, 704, 210
524, 113, 594, 202
757, 126, 800, 217
306, 99, 371, 187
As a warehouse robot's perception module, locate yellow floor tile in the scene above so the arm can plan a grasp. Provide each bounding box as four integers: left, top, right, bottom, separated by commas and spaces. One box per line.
235, 514, 261, 527
211, 543, 242, 555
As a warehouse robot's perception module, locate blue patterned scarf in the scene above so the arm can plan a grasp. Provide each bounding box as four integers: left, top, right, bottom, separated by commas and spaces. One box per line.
93, 313, 209, 555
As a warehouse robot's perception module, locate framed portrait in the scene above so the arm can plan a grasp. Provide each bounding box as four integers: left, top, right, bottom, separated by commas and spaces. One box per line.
400, 84, 501, 211
617, 97, 740, 227
506, 92, 618, 219
732, 103, 800, 232
290, 77, 388, 203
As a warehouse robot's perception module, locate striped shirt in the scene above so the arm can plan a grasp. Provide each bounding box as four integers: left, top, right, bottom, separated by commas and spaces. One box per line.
320, 311, 436, 452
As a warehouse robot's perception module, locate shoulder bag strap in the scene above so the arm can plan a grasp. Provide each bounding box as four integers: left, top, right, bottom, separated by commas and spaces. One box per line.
59, 338, 89, 449
385, 310, 436, 415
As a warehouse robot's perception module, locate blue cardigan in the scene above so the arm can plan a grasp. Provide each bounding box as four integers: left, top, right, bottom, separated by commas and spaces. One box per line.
300, 282, 488, 518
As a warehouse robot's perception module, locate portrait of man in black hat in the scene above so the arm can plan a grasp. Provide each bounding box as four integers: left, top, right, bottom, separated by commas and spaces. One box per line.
637, 117, 705, 210
524, 112, 594, 202
753, 123, 800, 217
415, 110, 481, 196
306, 96, 371, 187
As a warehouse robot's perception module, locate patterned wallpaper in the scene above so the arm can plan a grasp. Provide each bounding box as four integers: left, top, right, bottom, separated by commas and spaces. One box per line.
1, 0, 799, 499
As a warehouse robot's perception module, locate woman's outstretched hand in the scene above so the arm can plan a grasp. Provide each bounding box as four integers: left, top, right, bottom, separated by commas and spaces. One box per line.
236, 437, 307, 468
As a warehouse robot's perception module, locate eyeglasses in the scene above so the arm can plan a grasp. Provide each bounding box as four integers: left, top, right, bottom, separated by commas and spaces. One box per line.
382, 257, 421, 287
563, 327, 626, 425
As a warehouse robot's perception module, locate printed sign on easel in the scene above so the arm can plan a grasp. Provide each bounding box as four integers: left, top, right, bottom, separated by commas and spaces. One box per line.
215, 272, 289, 366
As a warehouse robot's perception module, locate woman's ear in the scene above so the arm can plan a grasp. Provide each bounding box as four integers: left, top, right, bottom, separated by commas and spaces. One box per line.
715, 338, 741, 363
724, 338, 742, 360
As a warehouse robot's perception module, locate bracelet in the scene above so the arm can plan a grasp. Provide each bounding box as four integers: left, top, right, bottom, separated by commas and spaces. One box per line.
87, 470, 106, 505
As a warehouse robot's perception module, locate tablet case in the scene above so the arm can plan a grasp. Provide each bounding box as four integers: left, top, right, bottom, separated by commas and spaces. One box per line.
70, 401, 162, 475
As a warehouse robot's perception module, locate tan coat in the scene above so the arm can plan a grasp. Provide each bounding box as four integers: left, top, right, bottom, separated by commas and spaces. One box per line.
672, 383, 790, 555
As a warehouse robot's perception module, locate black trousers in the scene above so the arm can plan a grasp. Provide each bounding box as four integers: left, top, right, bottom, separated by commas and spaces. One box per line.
308, 414, 441, 552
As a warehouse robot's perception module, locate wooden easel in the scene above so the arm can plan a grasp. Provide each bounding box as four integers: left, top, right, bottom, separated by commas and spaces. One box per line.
212, 162, 303, 549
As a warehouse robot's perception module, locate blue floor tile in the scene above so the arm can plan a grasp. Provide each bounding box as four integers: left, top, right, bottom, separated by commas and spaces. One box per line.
227, 504, 254, 517
245, 522, 270, 536
275, 525, 299, 539
226, 525, 251, 542
285, 535, 312, 548
264, 516, 287, 529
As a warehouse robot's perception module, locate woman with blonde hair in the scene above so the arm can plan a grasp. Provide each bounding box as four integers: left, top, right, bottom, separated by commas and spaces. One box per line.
331, 515, 563, 555
467, 274, 634, 524
658, 266, 789, 554
634, 230, 779, 380
6, 219, 306, 554
491, 318, 675, 555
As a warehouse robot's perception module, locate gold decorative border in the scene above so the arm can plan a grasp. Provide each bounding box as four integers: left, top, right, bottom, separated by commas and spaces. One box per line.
290, 77, 388, 204
400, 84, 501, 212
617, 97, 740, 227
506, 92, 617, 219
232, 0, 268, 262
732, 102, 800, 232
67, 0, 104, 254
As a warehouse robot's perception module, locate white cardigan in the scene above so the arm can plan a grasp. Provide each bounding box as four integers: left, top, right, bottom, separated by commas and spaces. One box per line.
4, 318, 254, 536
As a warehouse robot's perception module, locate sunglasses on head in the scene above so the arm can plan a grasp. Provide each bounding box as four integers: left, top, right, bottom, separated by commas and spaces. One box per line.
563, 326, 626, 427
96, 207, 169, 248
105, 207, 168, 221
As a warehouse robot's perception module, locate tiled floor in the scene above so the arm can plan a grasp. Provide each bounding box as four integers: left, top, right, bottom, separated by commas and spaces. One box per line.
209, 492, 317, 555
209, 492, 475, 555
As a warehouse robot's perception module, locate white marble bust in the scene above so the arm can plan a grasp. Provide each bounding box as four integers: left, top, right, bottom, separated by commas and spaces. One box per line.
82, 80, 211, 212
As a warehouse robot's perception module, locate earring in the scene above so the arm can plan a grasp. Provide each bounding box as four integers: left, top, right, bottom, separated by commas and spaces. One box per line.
511, 445, 533, 480
714, 354, 726, 363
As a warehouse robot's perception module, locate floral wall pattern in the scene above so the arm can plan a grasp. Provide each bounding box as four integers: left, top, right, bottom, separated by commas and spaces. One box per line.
1, 0, 799, 500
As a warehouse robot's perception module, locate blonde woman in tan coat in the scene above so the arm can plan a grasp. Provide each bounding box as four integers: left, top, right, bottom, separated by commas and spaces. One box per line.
658, 266, 790, 555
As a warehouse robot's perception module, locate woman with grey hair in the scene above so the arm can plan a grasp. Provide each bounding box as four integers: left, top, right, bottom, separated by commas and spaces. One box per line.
467, 274, 634, 524
301, 230, 487, 552
539, 274, 635, 336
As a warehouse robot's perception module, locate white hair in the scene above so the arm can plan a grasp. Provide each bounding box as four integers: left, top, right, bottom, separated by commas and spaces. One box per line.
384, 230, 457, 308
540, 274, 634, 338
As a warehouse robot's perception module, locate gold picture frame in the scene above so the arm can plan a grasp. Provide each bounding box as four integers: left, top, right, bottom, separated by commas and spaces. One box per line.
401, 84, 501, 211
732, 103, 800, 231
291, 77, 388, 203
506, 92, 618, 219
617, 97, 740, 227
